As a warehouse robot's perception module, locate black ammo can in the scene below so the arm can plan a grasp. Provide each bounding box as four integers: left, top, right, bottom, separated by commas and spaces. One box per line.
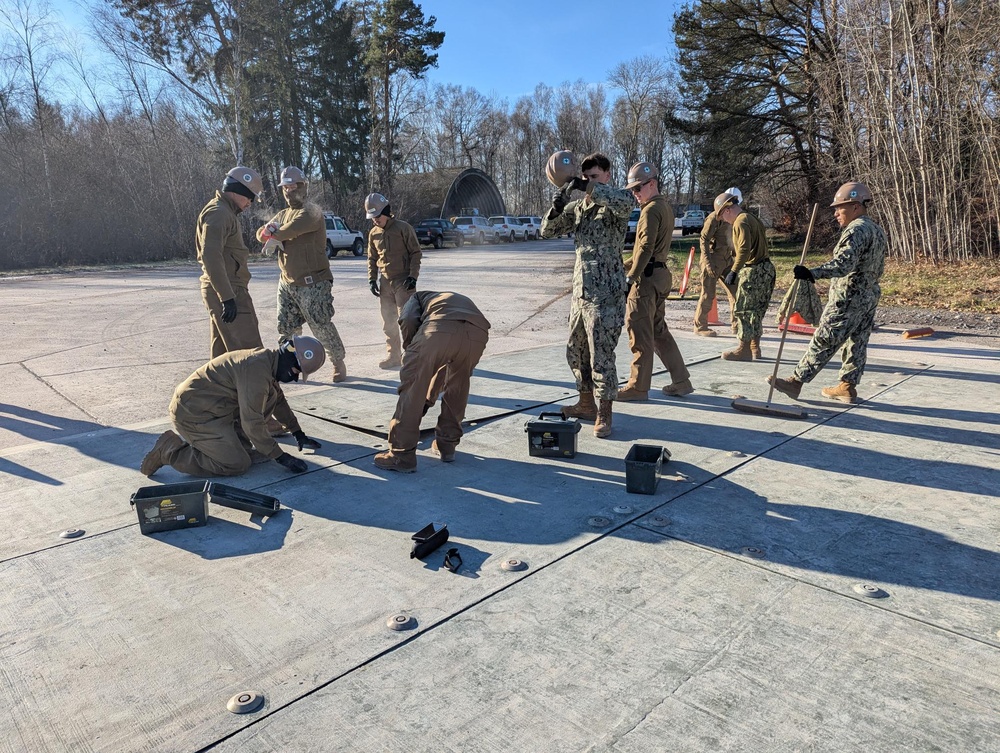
524, 412, 582, 458
130, 481, 210, 534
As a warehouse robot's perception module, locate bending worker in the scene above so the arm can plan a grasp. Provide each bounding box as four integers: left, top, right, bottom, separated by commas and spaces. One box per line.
617, 162, 693, 401
373, 291, 490, 473
365, 192, 421, 370
693, 187, 740, 336
541, 151, 632, 438
140, 337, 324, 477
257, 166, 348, 383
769, 182, 887, 404
715, 191, 775, 361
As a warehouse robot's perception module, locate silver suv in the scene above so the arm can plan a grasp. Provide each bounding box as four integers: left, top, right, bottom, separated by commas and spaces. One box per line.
453, 216, 500, 245
488, 215, 527, 243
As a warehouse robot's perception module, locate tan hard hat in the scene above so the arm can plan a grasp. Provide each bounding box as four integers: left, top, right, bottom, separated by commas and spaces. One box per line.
545, 150, 578, 187
225, 166, 264, 198
291, 335, 325, 380
830, 181, 872, 207
625, 162, 658, 190
365, 192, 389, 219
279, 166, 307, 186
724, 186, 743, 204
714, 192, 739, 213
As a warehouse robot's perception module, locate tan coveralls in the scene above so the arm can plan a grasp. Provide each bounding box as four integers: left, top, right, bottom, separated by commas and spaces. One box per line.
387, 291, 490, 457
694, 209, 737, 331
367, 217, 422, 359
623, 194, 690, 391
166, 349, 303, 477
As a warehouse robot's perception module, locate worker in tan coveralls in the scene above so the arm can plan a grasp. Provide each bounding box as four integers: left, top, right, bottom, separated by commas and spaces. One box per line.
365, 192, 422, 369
693, 186, 741, 336
256, 166, 348, 383
196, 166, 297, 434
140, 336, 325, 477
373, 291, 490, 473
617, 162, 694, 401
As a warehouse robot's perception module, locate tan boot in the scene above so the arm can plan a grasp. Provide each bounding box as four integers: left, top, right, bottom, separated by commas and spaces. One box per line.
662, 378, 694, 397
140, 430, 185, 477
694, 327, 717, 338
821, 381, 858, 404
331, 358, 347, 383
594, 399, 613, 438
373, 450, 417, 473
721, 341, 753, 361
379, 354, 401, 369
616, 385, 648, 402
750, 339, 762, 360
561, 391, 597, 421
767, 375, 803, 400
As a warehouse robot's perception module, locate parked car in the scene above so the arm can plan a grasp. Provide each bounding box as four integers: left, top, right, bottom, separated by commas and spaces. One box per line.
517, 216, 543, 240
414, 218, 464, 249
323, 213, 365, 257
488, 215, 528, 242
679, 210, 708, 235
453, 215, 500, 245
625, 208, 641, 247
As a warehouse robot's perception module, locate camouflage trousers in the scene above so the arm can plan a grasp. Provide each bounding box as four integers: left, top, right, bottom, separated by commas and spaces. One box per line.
567, 296, 625, 401
793, 286, 881, 386
733, 260, 776, 342
276, 279, 346, 362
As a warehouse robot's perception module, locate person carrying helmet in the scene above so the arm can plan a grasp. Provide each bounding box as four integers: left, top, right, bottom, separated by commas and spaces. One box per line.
617, 162, 693, 401
693, 186, 741, 336
140, 336, 324, 477
714, 191, 775, 361
372, 290, 491, 473
256, 167, 348, 384
541, 151, 633, 438
768, 182, 887, 404
365, 192, 422, 369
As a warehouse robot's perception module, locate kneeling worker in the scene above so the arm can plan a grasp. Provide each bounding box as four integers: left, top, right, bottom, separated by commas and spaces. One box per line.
140, 337, 325, 477
374, 291, 490, 473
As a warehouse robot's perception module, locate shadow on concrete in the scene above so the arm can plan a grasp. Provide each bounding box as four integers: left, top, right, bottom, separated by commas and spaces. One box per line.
143, 509, 293, 559
0, 403, 106, 444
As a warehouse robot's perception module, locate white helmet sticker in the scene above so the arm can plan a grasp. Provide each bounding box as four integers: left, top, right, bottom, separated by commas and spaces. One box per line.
243, 173, 253, 182
303, 349, 314, 360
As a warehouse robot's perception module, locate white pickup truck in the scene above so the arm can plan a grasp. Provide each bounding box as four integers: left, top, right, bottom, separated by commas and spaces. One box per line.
323, 213, 365, 257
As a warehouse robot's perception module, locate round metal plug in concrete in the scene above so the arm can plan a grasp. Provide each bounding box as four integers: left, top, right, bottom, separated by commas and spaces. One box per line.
59, 529, 85, 539
227, 691, 265, 714
386, 614, 417, 631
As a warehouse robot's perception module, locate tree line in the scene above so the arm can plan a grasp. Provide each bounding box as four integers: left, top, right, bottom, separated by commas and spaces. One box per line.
1, 0, 996, 271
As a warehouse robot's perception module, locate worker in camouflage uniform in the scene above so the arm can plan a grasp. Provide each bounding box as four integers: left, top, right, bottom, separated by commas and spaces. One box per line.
693, 186, 740, 336
769, 182, 887, 404
716, 191, 775, 361
196, 166, 296, 435
541, 151, 633, 438
365, 192, 422, 369
617, 162, 693, 401
257, 166, 347, 383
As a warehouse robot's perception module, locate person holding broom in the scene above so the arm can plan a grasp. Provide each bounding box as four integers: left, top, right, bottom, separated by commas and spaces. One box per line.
768, 182, 888, 404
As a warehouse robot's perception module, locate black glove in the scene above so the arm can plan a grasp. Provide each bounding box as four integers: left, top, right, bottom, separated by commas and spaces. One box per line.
275, 452, 307, 473
793, 265, 815, 282
293, 430, 321, 452
220, 298, 237, 323
551, 189, 568, 215
568, 176, 590, 193
724, 270, 738, 287
369, 279, 379, 297
404, 276, 417, 291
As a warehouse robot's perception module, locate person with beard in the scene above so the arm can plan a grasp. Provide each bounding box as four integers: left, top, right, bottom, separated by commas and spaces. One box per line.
257, 166, 347, 383
139, 336, 325, 477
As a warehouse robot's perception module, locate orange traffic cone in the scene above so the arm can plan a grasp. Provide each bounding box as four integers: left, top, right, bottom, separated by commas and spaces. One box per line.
707, 297, 721, 325
789, 311, 808, 326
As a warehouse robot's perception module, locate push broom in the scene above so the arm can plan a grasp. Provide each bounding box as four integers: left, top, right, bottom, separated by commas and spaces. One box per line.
731, 202, 819, 419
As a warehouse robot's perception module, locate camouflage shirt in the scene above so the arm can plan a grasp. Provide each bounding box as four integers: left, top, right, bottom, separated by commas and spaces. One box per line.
812, 215, 887, 299
541, 182, 633, 304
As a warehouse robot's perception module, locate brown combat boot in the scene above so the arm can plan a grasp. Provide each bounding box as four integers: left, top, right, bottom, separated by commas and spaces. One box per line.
561, 391, 597, 421
594, 399, 613, 438
373, 450, 417, 473
140, 430, 185, 477
616, 385, 648, 402
721, 341, 753, 361
767, 375, 803, 400
821, 381, 858, 404
750, 339, 762, 360
331, 358, 348, 383
662, 378, 694, 397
